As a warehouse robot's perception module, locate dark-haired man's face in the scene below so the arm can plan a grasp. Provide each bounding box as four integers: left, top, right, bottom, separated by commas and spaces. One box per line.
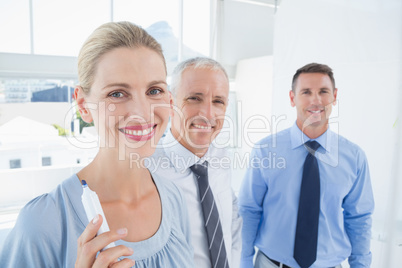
289, 73, 337, 133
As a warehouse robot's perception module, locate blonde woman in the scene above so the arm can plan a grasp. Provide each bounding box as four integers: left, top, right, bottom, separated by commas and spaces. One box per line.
0, 21, 194, 267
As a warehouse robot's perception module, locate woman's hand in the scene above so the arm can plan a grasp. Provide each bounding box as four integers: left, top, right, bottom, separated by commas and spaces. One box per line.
75, 214, 135, 268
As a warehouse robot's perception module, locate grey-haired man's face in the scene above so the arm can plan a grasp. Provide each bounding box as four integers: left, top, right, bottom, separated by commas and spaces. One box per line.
171, 67, 229, 156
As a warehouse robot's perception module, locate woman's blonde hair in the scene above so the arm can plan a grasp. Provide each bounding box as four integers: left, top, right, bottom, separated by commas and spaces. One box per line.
78, 21, 166, 94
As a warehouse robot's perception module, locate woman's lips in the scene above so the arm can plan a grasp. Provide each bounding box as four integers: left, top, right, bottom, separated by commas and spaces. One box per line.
119, 124, 156, 141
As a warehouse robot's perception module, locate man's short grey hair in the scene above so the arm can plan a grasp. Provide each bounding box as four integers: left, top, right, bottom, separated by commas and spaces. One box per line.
170, 57, 229, 98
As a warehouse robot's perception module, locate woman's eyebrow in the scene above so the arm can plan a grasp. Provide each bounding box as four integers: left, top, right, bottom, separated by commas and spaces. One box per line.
148, 80, 168, 87
101, 83, 131, 91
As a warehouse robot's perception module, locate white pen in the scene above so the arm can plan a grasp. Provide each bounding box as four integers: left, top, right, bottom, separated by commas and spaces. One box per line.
81, 180, 116, 250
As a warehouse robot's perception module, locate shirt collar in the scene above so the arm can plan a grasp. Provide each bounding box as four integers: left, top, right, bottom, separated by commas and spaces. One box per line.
290, 122, 333, 152
163, 129, 216, 172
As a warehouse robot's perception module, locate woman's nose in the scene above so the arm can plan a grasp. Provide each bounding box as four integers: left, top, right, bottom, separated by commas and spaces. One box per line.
126, 97, 152, 122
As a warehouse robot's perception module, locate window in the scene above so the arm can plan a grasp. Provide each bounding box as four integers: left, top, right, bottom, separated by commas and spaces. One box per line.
183, 0, 210, 57
0, 0, 30, 54
32, 0, 110, 56
0, 0, 211, 73
114, 0, 210, 73
0, 79, 75, 103
9, 159, 21, 169
41, 157, 51, 166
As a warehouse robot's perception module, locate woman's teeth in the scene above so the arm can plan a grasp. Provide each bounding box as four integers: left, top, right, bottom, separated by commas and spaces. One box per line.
121, 127, 153, 136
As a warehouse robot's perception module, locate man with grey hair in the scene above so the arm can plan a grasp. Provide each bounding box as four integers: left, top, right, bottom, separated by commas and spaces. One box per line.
150, 57, 242, 268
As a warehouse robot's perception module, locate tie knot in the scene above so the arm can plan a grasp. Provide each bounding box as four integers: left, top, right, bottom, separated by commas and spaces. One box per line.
190, 161, 208, 177
305, 140, 320, 155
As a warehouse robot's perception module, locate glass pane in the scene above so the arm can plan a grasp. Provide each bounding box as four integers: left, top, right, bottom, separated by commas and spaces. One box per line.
114, 0, 179, 30
42, 156, 52, 166
0, 0, 30, 53
0, 79, 4, 103
9, 159, 21, 169
0, 78, 77, 130
0, 78, 97, 171
1, 79, 74, 103
32, 0, 110, 56
183, 0, 210, 58
114, 0, 180, 69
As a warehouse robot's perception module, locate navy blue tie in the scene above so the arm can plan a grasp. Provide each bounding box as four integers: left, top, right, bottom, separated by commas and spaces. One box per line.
190, 162, 229, 268
294, 141, 321, 268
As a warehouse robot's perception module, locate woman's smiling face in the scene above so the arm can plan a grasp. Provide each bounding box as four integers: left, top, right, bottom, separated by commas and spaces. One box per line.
77, 46, 171, 158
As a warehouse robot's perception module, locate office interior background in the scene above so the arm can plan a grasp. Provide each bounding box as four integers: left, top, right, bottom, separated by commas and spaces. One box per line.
0, 0, 401, 266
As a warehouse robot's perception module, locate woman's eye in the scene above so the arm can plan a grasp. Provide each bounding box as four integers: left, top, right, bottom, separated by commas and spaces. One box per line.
109, 91, 124, 98
149, 88, 162, 95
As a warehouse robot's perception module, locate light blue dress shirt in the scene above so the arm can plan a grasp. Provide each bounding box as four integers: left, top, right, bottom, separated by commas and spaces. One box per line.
238, 123, 374, 268
0, 173, 194, 267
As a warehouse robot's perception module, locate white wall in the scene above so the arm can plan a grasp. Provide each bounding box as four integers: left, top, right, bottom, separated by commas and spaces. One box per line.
0, 138, 98, 170
0, 165, 84, 207
231, 55, 274, 192
0, 53, 77, 79
235, 55, 274, 150
219, 1, 275, 78
0, 102, 73, 126
0, 147, 43, 169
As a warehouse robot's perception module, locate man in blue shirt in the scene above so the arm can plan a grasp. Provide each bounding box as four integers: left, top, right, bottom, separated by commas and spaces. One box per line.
238, 63, 374, 268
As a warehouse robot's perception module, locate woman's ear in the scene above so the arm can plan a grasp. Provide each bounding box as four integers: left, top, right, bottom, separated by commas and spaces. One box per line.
74, 86, 93, 123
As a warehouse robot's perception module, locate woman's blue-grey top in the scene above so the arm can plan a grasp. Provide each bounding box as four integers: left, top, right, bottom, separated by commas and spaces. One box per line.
0, 173, 194, 267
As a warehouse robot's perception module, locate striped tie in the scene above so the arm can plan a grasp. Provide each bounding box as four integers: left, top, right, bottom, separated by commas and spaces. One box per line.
191, 162, 229, 268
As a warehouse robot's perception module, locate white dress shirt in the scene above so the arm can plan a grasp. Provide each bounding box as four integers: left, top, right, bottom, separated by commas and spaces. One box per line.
148, 130, 242, 268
